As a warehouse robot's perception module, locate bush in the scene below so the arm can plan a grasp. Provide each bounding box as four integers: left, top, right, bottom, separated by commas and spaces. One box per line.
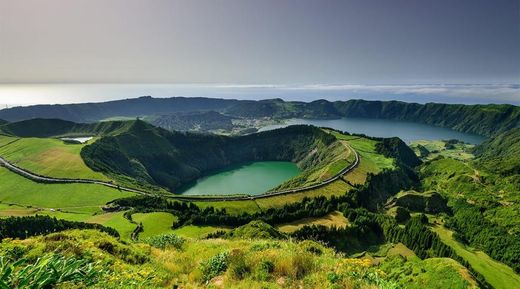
254, 260, 274, 281
143, 234, 185, 250
228, 250, 250, 280
394, 207, 410, 223
299, 240, 324, 255
200, 251, 229, 283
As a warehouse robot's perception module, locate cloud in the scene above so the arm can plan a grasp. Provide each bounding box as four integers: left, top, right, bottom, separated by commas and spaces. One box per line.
281, 84, 520, 102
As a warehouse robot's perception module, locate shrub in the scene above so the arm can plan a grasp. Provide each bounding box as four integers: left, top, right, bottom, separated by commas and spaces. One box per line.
228, 250, 250, 280
254, 260, 274, 281
299, 240, 324, 255
291, 252, 314, 279
143, 234, 185, 250
250, 241, 281, 251
200, 251, 229, 283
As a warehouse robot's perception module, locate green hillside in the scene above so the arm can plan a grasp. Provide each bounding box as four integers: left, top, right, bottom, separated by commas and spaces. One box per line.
81, 121, 347, 191
0, 118, 137, 138
0, 135, 109, 180
473, 127, 520, 176
0, 226, 478, 289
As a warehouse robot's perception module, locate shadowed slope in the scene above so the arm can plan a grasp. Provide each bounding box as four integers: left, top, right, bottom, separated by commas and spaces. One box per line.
81, 121, 340, 191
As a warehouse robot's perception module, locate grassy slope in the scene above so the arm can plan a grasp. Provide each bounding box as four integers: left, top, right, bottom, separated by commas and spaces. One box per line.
380, 255, 478, 289
88, 211, 137, 241
132, 212, 177, 240
331, 132, 395, 171
410, 140, 475, 161
432, 224, 520, 289
0, 118, 137, 138
421, 157, 520, 233
0, 229, 477, 288
193, 199, 261, 215
473, 127, 520, 176
416, 137, 520, 287
273, 140, 356, 190
276, 211, 349, 233
0, 167, 133, 215
173, 225, 230, 239
0, 135, 109, 180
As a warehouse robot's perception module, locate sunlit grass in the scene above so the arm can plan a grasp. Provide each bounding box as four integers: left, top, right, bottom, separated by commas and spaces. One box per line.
0, 135, 109, 180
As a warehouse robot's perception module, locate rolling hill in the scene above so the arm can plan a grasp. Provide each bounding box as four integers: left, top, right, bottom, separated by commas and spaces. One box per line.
0, 118, 136, 138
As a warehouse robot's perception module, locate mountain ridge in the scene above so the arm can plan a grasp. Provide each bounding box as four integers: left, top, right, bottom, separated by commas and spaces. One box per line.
1, 97, 518, 136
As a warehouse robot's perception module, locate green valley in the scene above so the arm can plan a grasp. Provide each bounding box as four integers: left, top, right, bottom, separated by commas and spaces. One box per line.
0, 100, 518, 289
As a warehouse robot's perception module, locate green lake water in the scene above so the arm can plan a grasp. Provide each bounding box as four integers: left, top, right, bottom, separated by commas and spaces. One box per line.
178, 161, 301, 196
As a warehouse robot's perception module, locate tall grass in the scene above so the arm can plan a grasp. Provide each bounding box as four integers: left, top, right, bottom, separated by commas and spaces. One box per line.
0, 254, 100, 288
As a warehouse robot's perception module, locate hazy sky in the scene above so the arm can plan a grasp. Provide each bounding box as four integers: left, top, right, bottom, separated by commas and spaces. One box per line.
1, 0, 519, 85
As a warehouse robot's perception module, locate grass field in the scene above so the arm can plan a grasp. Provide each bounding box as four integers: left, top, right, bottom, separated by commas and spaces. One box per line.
132, 212, 177, 240
432, 224, 520, 289
255, 179, 352, 209
0, 203, 39, 217
193, 199, 261, 215
87, 211, 137, 240
331, 132, 395, 172
0, 167, 133, 213
172, 225, 230, 238
276, 211, 349, 233
410, 140, 475, 161
0, 135, 109, 180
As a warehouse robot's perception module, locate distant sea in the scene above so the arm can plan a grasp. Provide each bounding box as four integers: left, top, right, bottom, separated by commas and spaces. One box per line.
0, 83, 518, 108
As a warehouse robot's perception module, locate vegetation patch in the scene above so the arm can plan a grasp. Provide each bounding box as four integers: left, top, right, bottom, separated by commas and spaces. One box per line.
144, 233, 185, 250
0, 167, 133, 213
432, 223, 520, 289
0, 135, 109, 180
132, 212, 177, 240
277, 211, 349, 233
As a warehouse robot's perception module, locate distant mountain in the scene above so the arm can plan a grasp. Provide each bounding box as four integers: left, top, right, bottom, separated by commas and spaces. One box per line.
333, 100, 520, 137
0, 118, 136, 138
0, 96, 237, 123
0, 96, 518, 136
0, 119, 7, 125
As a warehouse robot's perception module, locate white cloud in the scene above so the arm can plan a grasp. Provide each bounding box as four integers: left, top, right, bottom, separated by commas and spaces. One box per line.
281, 84, 520, 102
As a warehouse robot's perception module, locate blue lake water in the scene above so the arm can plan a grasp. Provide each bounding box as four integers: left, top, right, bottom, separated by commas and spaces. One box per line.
259, 118, 485, 144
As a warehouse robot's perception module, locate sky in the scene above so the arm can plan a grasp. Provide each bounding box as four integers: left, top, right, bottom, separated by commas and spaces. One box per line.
0, 0, 519, 105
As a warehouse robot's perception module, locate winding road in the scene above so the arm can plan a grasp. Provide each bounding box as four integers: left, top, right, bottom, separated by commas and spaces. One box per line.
0, 144, 359, 202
